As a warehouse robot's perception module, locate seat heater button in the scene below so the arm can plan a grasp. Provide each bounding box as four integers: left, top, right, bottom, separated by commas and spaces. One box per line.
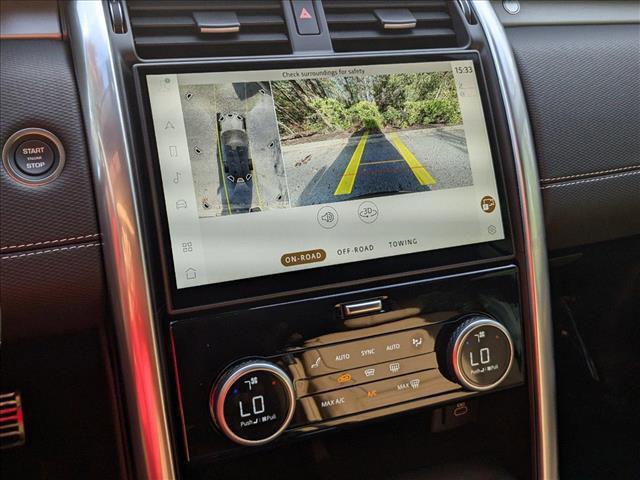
14, 139, 55, 175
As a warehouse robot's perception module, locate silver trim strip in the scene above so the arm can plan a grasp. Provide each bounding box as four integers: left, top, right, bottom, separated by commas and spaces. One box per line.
66, 2, 175, 478
383, 22, 417, 30
342, 299, 383, 317
473, 2, 558, 478
200, 26, 241, 34
0, 33, 62, 39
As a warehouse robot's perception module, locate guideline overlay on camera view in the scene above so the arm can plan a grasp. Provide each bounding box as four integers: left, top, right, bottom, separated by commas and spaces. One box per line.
147, 61, 505, 289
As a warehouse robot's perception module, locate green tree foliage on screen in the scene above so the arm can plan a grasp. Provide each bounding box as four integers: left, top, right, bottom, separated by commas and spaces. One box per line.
272, 72, 461, 138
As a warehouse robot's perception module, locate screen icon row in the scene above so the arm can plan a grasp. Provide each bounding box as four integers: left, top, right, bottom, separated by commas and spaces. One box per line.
317, 201, 380, 229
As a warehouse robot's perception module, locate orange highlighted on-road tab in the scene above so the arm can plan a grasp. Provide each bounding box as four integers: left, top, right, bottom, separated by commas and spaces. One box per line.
281, 248, 327, 267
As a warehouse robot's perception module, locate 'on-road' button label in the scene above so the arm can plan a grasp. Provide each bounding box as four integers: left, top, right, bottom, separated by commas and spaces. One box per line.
281, 249, 327, 267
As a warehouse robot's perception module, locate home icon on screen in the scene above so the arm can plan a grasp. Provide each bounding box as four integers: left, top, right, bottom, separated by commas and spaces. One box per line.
185, 268, 197, 280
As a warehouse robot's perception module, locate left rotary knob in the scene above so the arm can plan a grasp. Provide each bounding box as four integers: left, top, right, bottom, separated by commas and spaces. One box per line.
209, 360, 296, 446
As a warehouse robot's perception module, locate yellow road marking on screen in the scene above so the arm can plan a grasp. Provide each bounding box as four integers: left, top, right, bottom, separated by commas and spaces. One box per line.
334, 131, 369, 195
215, 126, 233, 214
251, 160, 264, 209
389, 132, 436, 186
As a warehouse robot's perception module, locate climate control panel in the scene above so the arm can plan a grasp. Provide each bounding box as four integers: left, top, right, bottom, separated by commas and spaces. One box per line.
209, 315, 515, 446
170, 267, 524, 461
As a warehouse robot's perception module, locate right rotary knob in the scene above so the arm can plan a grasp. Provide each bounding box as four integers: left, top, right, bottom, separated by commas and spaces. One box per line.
448, 316, 514, 391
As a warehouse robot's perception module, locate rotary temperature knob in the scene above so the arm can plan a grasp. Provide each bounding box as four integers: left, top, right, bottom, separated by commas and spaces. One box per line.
448, 316, 514, 391
209, 360, 295, 446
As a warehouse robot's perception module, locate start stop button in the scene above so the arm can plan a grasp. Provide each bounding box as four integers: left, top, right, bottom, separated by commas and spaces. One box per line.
15, 139, 55, 175
2, 128, 65, 186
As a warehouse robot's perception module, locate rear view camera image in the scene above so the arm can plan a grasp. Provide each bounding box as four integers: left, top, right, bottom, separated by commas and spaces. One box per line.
181, 70, 472, 216
272, 72, 472, 206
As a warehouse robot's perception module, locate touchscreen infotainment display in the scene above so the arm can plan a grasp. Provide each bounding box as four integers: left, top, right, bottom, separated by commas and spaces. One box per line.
146, 60, 505, 289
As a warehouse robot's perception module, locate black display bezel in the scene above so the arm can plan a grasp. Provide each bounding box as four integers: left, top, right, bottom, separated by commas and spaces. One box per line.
133, 51, 514, 312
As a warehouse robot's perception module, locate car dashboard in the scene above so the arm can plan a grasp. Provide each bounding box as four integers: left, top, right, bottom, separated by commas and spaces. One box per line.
1, 1, 639, 479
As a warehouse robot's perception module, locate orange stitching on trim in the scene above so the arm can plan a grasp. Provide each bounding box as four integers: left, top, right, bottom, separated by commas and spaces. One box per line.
0, 233, 101, 251
1, 242, 102, 260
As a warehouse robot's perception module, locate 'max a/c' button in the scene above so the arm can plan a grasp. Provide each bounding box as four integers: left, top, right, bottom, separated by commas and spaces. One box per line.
302, 370, 459, 422
15, 139, 55, 175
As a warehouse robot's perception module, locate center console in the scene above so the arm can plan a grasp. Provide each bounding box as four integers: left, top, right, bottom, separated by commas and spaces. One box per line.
66, 1, 557, 478
172, 266, 523, 462
136, 52, 528, 467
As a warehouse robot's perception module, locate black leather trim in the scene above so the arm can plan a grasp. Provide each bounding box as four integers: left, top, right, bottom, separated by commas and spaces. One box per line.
0, 242, 105, 338
0, 36, 131, 479
0, 40, 100, 252
541, 171, 640, 250
0, 329, 128, 479
0, 240, 130, 477
506, 25, 640, 249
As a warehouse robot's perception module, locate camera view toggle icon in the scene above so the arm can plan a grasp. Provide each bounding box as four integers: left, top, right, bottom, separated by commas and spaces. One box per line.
317, 206, 339, 229
358, 201, 379, 224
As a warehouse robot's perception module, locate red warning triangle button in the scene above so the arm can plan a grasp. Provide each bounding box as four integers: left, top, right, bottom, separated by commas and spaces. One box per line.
299, 7, 312, 20
294, 2, 319, 34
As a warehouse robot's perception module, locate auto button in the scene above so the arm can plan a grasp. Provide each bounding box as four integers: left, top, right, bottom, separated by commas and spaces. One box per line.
300, 329, 432, 376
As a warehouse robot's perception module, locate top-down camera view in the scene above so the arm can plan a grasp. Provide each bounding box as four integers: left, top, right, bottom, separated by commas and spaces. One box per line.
1, 1, 638, 480
179, 81, 289, 216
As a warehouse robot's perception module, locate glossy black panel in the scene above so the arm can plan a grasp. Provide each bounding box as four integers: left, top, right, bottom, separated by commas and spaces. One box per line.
190, 387, 532, 479
171, 266, 523, 463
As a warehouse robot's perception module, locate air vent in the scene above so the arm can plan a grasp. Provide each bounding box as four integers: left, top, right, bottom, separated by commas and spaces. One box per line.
127, 1, 291, 59
323, 0, 462, 52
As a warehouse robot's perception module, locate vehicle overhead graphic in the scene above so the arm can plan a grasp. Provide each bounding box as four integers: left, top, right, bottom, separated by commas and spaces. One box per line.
1, 1, 638, 479
218, 112, 253, 185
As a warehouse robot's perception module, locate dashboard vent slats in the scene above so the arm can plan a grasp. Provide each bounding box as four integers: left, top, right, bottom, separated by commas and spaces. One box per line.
323, 0, 460, 52
127, 0, 291, 59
